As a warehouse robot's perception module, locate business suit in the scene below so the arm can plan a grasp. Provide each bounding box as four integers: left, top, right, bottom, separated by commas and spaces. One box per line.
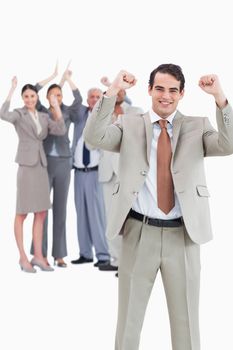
72, 104, 110, 262
33, 85, 83, 259
98, 102, 143, 266
0, 101, 66, 214
84, 94, 233, 349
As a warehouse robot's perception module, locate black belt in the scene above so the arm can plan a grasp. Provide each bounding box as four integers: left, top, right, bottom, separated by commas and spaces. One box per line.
129, 209, 183, 228
74, 165, 98, 172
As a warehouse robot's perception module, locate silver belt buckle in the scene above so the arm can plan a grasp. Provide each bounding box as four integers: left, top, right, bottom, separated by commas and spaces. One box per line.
143, 215, 149, 224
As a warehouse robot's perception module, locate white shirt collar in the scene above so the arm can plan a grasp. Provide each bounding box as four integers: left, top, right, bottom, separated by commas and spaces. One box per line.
149, 108, 177, 125
29, 110, 39, 119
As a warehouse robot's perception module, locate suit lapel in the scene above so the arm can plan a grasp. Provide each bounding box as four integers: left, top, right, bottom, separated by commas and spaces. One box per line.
22, 107, 39, 137
143, 112, 153, 164
38, 113, 47, 138
172, 111, 184, 155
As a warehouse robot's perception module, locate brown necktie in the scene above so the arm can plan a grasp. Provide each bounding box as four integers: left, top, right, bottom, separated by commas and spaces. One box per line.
157, 119, 175, 214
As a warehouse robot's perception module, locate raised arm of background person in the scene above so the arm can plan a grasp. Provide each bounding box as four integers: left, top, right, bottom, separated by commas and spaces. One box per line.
0, 76, 20, 123
100, 76, 111, 88
84, 70, 136, 151
60, 67, 77, 89
59, 60, 72, 87
35, 62, 58, 112
198, 74, 233, 156
61, 69, 83, 121
38, 62, 58, 88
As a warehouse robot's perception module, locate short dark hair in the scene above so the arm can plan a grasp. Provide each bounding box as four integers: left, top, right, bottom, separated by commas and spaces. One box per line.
47, 83, 62, 96
148, 64, 185, 92
21, 84, 38, 96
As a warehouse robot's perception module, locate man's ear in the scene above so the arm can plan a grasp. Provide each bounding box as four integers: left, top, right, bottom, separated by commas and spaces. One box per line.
179, 89, 185, 100
148, 86, 152, 96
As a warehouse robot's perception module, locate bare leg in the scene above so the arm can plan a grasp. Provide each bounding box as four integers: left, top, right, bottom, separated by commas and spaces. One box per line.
14, 213, 35, 271
32, 211, 48, 264
14, 213, 28, 262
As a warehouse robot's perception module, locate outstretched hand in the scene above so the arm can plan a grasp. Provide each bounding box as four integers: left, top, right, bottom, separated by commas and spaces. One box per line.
60, 60, 72, 81
6, 76, 18, 101
11, 76, 17, 90
48, 94, 62, 120
64, 69, 72, 80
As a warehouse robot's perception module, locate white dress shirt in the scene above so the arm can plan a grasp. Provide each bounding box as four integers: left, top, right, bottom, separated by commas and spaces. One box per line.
74, 133, 100, 168
29, 110, 42, 135
132, 108, 182, 219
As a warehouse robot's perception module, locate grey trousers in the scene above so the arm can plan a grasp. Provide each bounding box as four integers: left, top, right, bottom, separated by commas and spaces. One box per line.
115, 217, 201, 350
102, 174, 122, 267
74, 169, 110, 260
31, 156, 71, 259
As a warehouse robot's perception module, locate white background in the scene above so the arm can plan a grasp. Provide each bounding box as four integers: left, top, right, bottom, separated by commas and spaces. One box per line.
0, 0, 233, 349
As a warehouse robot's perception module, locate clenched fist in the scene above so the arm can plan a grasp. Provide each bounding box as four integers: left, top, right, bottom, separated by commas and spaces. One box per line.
199, 74, 227, 108
106, 70, 137, 97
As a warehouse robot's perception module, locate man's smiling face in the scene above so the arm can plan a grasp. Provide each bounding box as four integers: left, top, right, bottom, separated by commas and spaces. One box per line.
148, 72, 184, 118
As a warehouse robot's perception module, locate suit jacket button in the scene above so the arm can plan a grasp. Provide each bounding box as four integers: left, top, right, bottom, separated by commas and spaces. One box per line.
140, 170, 147, 176
223, 114, 230, 125
133, 191, 138, 196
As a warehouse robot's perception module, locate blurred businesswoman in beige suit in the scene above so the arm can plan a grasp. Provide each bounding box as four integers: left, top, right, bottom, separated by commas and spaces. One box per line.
0, 77, 66, 273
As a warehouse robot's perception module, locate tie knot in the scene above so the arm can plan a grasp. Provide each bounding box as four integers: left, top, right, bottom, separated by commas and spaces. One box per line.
158, 119, 168, 129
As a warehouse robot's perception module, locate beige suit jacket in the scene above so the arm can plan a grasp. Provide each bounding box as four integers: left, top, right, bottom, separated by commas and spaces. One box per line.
0, 101, 66, 167
84, 96, 233, 244
98, 103, 143, 183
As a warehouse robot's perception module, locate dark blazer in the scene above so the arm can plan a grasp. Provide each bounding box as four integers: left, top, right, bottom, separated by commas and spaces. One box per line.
35, 84, 83, 157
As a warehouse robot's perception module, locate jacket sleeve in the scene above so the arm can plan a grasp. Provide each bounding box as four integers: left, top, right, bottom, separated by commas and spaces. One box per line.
203, 103, 233, 156
35, 83, 49, 113
0, 101, 21, 124
68, 89, 83, 122
83, 95, 122, 152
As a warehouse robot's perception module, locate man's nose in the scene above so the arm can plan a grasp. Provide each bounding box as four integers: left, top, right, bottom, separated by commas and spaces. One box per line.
161, 90, 171, 99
